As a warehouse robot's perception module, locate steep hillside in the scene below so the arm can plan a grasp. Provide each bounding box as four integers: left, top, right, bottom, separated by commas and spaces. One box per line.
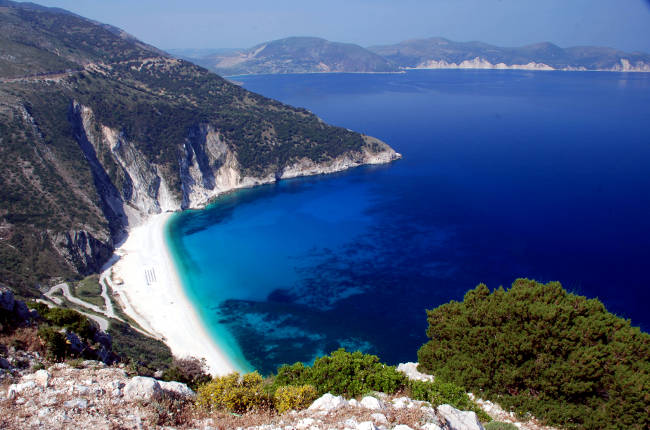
187, 37, 400, 75
0, 2, 399, 296
369, 38, 650, 71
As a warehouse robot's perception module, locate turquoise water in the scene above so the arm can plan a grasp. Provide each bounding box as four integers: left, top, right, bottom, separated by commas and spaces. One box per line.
167, 70, 650, 374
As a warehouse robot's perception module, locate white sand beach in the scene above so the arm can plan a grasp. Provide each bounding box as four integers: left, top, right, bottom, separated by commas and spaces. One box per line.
103, 212, 238, 375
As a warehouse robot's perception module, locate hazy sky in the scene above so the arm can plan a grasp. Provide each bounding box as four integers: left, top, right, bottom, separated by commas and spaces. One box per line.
31, 0, 650, 52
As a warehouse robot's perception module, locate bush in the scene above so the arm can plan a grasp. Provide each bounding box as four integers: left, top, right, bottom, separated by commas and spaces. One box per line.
408, 380, 489, 422
162, 357, 211, 390
418, 279, 650, 430
274, 384, 318, 413
484, 423, 518, 430
274, 349, 407, 398
37, 326, 67, 360
196, 372, 271, 413
28, 302, 95, 340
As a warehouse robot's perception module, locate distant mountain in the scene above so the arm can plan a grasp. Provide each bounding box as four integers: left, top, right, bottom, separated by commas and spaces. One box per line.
185, 37, 400, 75
180, 36, 650, 75
368, 37, 650, 72
0, 2, 398, 294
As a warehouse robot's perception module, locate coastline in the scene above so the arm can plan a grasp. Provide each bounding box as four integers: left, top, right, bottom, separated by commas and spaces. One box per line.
101, 147, 401, 375
104, 211, 240, 375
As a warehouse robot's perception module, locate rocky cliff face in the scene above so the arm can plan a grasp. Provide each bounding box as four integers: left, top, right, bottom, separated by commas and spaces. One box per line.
52, 101, 400, 278
0, 2, 401, 292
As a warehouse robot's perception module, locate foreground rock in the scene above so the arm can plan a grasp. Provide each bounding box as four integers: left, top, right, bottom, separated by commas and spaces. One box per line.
1, 360, 558, 430
0, 361, 195, 429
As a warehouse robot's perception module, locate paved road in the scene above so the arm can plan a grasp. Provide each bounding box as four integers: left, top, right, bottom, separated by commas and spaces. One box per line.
44, 282, 121, 332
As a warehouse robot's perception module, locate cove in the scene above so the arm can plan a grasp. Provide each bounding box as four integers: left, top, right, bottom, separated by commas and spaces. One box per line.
167, 70, 650, 374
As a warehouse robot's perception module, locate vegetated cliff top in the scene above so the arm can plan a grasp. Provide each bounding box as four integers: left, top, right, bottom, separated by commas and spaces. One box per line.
367, 37, 650, 70
184, 36, 401, 75
0, 1, 398, 295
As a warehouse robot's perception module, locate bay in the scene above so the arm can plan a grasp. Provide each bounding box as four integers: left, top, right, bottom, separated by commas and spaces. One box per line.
167, 70, 650, 374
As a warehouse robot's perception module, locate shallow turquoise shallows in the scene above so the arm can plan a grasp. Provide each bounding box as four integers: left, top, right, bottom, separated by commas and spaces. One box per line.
166, 70, 650, 374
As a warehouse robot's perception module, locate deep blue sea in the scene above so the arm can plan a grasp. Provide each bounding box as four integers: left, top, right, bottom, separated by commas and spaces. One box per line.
167, 70, 650, 374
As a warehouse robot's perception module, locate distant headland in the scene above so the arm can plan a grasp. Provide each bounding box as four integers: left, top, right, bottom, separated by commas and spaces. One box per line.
169, 36, 650, 75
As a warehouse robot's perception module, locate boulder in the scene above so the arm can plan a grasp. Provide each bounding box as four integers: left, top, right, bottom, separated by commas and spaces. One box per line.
360, 396, 384, 410
65, 331, 85, 354
123, 376, 162, 402
308, 393, 348, 412
0, 286, 15, 311
437, 404, 484, 430
0, 357, 10, 369
33, 369, 51, 387
397, 362, 434, 382
13, 300, 31, 320
158, 380, 195, 399
394, 425, 414, 430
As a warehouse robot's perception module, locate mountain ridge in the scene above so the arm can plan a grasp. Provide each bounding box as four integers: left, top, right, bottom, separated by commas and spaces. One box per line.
0, 2, 399, 296
177, 36, 650, 75
185, 36, 400, 75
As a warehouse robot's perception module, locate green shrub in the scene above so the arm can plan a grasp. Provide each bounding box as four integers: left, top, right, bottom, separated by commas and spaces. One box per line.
484, 423, 518, 430
408, 380, 490, 422
196, 372, 271, 413
274, 384, 318, 413
418, 279, 650, 430
274, 349, 407, 398
37, 326, 67, 360
28, 302, 96, 340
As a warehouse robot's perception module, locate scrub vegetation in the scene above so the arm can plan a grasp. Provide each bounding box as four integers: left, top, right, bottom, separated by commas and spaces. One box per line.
418, 278, 650, 430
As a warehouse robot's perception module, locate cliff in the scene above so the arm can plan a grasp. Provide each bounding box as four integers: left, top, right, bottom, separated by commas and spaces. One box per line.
369, 38, 650, 72
0, 2, 400, 295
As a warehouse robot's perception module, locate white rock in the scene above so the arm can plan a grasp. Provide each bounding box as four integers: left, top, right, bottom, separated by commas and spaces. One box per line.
360, 396, 384, 410
391, 397, 413, 409
349, 398, 359, 407
397, 363, 434, 382
123, 376, 162, 401
308, 393, 348, 412
357, 421, 379, 430
296, 418, 316, 429
394, 425, 414, 430
158, 380, 196, 399
437, 404, 484, 430
33, 369, 51, 387
7, 381, 37, 399
371, 413, 388, 425
63, 398, 88, 409
421, 424, 443, 430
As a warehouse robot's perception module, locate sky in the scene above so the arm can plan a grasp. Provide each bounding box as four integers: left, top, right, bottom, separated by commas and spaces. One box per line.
30, 0, 650, 52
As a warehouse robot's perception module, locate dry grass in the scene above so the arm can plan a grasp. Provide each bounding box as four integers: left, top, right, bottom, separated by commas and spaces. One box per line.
0, 326, 46, 356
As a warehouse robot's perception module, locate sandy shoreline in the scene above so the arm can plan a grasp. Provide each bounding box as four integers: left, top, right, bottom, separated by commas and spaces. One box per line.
103, 212, 238, 375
